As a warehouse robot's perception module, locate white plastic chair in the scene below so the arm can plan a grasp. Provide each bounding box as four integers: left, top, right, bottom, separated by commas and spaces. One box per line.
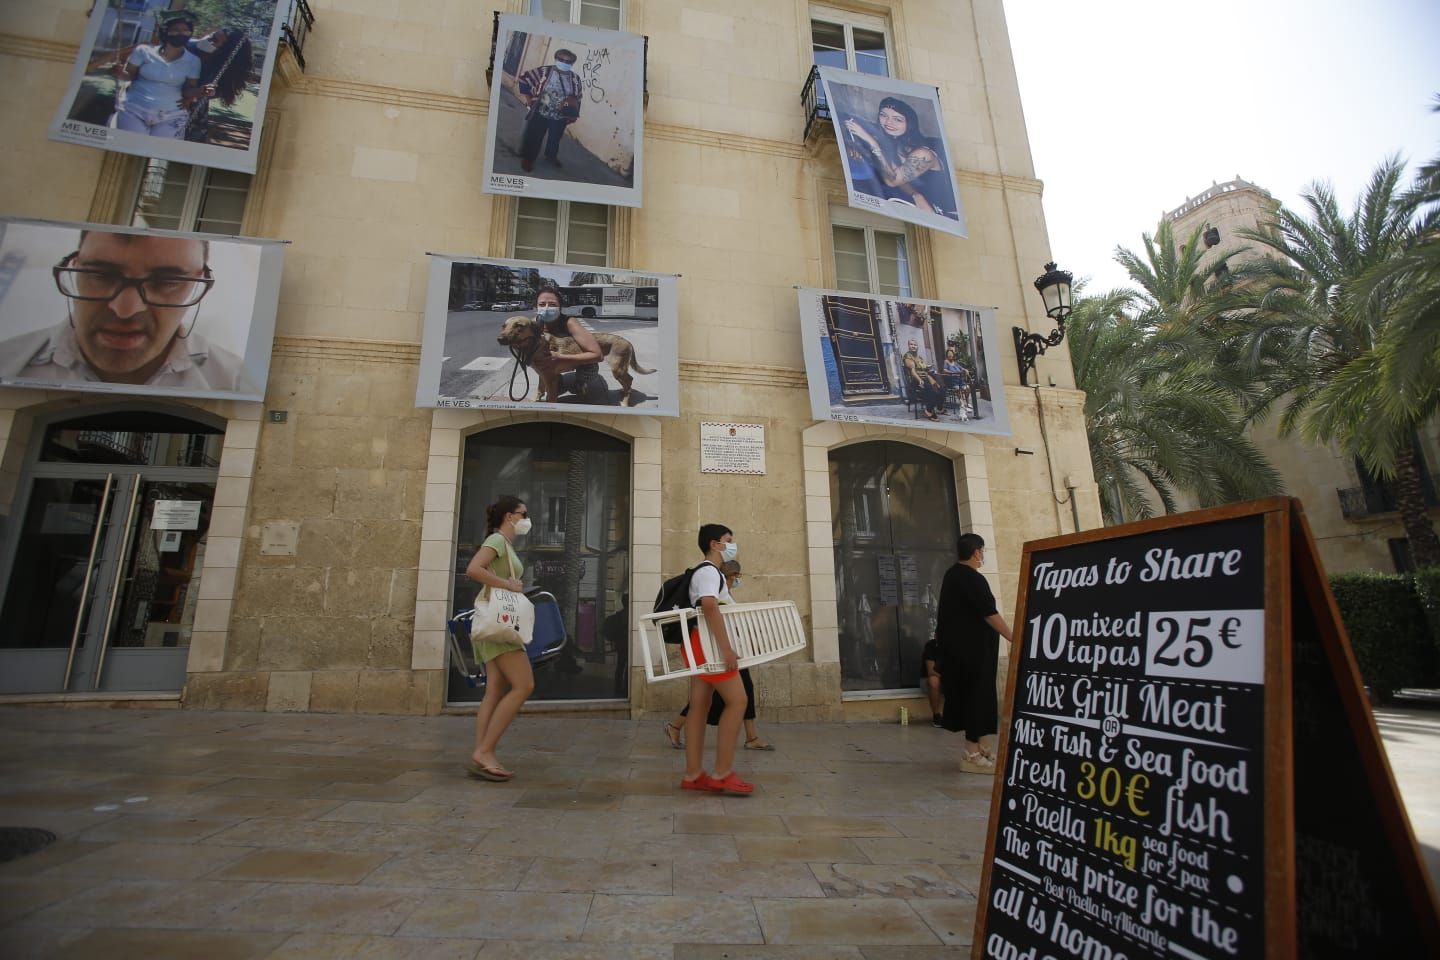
637, 600, 808, 683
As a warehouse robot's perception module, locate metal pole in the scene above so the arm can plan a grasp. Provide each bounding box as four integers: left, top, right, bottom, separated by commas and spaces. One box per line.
92, 480, 142, 690
62, 474, 115, 689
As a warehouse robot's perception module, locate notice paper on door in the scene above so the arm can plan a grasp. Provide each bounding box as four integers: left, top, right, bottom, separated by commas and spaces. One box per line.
151, 501, 202, 531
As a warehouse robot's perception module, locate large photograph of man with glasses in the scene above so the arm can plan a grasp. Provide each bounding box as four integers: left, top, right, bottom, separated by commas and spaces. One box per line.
0, 218, 284, 402
483, 14, 645, 208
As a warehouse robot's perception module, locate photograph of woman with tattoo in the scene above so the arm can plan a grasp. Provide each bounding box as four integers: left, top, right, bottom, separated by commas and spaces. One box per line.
842, 96, 957, 219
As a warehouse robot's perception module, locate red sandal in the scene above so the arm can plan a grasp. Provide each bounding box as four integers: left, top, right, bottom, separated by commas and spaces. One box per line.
710, 771, 754, 795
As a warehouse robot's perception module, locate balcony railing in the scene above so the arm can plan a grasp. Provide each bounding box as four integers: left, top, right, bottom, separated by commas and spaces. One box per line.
281, 0, 315, 71
802, 64, 831, 142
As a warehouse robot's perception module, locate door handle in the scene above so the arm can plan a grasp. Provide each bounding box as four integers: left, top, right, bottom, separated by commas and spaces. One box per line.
62, 474, 115, 689
93, 480, 142, 690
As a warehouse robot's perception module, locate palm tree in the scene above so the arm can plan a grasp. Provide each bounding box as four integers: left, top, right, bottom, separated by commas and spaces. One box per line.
1069, 284, 1282, 525
1236, 156, 1440, 566
1114, 219, 1229, 332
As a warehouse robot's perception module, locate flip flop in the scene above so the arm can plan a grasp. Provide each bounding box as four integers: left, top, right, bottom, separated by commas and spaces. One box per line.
466, 760, 513, 782
744, 737, 775, 751
662, 721, 684, 750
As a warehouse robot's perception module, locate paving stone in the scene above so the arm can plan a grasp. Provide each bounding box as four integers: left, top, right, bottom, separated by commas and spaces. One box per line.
264, 932, 483, 958
808, 862, 975, 899
212, 848, 393, 884
781, 815, 904, 838
398, 890, 593, 940
580, 893, 763, 944
908, 896, 979, 946
43, 841, 252, 881
674, 947, 865, 960
46, 928, 289, 959
753, 898, 940, 945
674, 813, 788, 836
517, 856, 672, 894
671, 861, 827, 898
361, 851, 533, 890
216, 882, 424, 934
734, 836, 865, 862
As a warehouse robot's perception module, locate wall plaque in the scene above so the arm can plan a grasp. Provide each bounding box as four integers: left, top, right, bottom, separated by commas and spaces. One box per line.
700, 422, 765, 475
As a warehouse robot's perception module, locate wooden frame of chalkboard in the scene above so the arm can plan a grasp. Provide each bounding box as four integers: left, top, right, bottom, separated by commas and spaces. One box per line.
971, 496, 1440, 960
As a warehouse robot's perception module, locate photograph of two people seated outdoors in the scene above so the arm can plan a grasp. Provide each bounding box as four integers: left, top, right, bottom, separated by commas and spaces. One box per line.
801, 289, 1009, 434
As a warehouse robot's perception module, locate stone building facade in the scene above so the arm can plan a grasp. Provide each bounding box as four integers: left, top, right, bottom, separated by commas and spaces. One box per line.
0, 0, 1101, 716
1164, 178, 1440, 574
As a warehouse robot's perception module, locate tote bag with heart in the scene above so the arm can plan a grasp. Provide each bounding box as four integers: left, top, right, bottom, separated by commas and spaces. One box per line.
471, 538, 534, 647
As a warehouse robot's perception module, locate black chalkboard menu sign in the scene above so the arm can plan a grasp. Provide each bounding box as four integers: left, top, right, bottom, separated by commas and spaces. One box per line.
972, 498, 1440, 959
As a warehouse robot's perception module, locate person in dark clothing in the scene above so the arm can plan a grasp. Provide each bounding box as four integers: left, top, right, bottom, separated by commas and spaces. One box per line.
934, 533, 1014, 774
516, 47, 582, 171
184, 25, 253, 143
920, 636, 943, 727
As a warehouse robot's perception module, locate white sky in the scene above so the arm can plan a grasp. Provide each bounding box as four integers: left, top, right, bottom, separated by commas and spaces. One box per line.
1001, 0, 1440, 294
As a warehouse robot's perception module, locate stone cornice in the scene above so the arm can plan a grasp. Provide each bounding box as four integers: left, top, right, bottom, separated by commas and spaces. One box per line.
269, 337, 810, 388
0, 34, 77, 63
679, 361, 808, 389
272, 335, 421, 363
2, 31, 1044, 193
276, 75, 486, 118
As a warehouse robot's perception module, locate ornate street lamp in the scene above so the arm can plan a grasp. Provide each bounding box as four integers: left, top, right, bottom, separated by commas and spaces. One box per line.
1014, 261, 1073, 387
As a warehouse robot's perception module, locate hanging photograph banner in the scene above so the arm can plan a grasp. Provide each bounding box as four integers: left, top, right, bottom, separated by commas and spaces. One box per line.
797, 287, 1009, 435
417, 254, 677, 416
816, 65, 966, 238
482, 14, 645, 208
48, 0, 287, 175
0, 217, 285, 403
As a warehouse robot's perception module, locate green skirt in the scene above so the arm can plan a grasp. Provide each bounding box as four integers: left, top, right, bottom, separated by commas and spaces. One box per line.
473, 637, 525, 665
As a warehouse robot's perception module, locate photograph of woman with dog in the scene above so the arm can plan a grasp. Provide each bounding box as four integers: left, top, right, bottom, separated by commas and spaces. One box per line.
415, 255, 678, 417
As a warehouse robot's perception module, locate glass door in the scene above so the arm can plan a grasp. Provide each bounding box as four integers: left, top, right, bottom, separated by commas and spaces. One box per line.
0, 411, 221, 694
830, 441, 960, 692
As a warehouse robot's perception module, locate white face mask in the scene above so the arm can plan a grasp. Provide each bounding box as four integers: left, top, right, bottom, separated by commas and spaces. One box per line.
514, 517, 532, 536
193, 38, 217, 53
721, 541, 738, 563
536, 305, 560, 322
555, 61, 574, 72
729, 578, 741, 592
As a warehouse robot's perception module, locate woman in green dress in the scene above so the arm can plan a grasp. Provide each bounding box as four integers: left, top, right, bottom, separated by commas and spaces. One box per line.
465, 495, 535, 781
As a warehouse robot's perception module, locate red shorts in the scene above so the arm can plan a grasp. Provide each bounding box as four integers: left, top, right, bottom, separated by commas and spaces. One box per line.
688, 628, 738, 683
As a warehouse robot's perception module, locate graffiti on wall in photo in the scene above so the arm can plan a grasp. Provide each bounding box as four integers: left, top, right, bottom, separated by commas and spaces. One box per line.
482, 14, 645, 208
0, 217, 285, 403
797, 287, 1009, 436
817, 65, 967, 238
417, 254, 678, 416
48, 0, 287, 174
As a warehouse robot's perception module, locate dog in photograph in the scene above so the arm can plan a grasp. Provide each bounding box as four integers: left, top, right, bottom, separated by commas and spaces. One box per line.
496, 314, 656, 406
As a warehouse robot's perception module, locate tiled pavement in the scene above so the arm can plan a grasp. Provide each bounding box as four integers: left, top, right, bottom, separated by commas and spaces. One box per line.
0, 708, 996, 959
2, 705, 1435, 958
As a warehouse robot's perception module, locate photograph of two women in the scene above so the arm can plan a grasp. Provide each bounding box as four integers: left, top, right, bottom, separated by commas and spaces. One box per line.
48, 0, 286, 174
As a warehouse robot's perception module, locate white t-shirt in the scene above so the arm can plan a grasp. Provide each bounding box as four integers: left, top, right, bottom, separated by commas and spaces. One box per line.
125, 46, 201, 112
688, 562, 732, 608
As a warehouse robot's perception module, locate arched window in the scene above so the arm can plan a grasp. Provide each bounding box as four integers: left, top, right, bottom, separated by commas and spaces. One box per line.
451, 422, 631, 703
829, 440, 959, 692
